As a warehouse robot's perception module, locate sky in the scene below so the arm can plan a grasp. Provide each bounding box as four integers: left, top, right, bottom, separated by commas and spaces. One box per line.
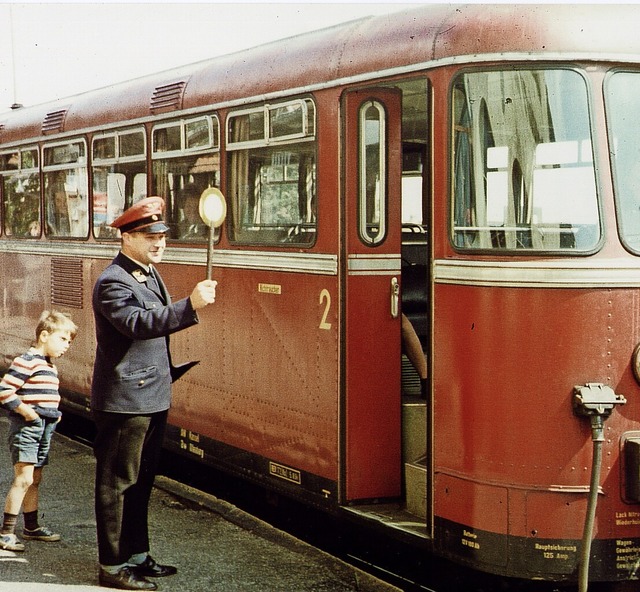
0, 2, 417, 115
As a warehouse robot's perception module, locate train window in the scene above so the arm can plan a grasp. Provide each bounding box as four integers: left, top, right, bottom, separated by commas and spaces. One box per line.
269, 101, 315, 140
227, 99, 315, 148
359, 100, 387, 244
606, 71, 640, 254
185, 117, 218, 151
228, 111, 265, 144
153, 123, 182, 154
0, 147, 41, 237
120, 130, 146, 158
93, 137, 116, 160
451, 69, 599, 252
42, 140, 89, 238
152, 115, 220, 241
92, 129, 147, 239
227, 99, 316, 246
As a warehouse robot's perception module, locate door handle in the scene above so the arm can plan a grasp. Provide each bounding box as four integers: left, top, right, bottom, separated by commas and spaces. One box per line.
390, 276, 399, 319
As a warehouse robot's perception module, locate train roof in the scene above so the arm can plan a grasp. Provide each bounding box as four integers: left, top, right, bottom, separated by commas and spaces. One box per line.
1, 3, 640, 143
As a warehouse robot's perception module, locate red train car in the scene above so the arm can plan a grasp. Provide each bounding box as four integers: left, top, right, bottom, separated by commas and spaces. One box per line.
0, 4, 639, 588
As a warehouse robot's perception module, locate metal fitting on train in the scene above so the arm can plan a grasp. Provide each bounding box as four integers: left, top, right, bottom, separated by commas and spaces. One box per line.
573, 383, 626, 422
572, 383, 626, 592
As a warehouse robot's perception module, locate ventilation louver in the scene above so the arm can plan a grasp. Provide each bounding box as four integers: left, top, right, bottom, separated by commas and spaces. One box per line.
150, 81, 187, 113
42, 109, 68, 135
51, 257, 83, 308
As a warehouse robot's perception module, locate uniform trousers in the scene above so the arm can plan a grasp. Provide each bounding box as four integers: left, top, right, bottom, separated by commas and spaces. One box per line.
93, 410, 168, 566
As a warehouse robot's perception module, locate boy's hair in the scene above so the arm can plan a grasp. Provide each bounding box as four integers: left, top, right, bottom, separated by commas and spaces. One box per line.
35, 310, 78, 342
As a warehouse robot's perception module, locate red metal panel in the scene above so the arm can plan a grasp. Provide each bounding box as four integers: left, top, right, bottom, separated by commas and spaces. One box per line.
166, 265, 341, 482
432, 282, 640, 538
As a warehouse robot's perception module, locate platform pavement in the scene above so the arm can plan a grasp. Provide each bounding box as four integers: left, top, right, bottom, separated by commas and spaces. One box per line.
0, 417, 399, 591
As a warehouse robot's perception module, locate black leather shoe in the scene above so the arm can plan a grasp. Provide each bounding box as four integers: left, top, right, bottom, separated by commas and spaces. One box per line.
99, 567, 157, 590
132, 555, 178, 578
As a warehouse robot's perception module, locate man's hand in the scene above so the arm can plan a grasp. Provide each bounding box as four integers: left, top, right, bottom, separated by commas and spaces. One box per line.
190, 279, 218, 310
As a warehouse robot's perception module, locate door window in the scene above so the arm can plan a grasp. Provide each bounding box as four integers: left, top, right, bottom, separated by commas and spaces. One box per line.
359, 100, 387, 245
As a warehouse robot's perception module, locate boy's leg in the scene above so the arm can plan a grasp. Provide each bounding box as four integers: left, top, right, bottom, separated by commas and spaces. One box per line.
21, 465, 60, 541
0, 463, 33, 552
22, 466, 43, 514
22, 418, 62, 542
4, 463, 35, 517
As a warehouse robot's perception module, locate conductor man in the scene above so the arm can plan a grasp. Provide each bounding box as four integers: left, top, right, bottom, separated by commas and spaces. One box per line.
91, 196, 217, 591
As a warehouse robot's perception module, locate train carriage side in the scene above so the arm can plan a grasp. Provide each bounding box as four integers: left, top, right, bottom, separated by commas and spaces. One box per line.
2, 5, 640, 589
159, 89, 345, 504
426, 58, 640, 587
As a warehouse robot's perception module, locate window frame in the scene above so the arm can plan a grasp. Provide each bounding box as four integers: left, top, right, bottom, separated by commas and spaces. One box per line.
0, 145, 41, 238
152, 114, 220, 160
92, 127, 146, 165
92, 127, 148, 240
151, 114, 221, 242
449, 66, 602, 254
42, 138, 90, 239
227, 98, 315, 150
358, 99, 387, 246
604, 68, 640, 256
226, 97, 318, 247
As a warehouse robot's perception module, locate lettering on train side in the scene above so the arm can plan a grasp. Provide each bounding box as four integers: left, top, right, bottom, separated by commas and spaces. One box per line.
462, 529, 480, 550
179, 429, 205, 459
269, 461, 301, 485
616, 538, 640, 572
534, 542, 577, 562
616, 510, 640, 526
258, 283, 282, 294
319, 289, 332, 330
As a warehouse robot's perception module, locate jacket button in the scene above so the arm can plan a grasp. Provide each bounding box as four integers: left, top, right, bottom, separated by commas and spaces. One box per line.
138, 380, 145, 386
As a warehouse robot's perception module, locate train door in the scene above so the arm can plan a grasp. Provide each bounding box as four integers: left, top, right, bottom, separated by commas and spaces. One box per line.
341, 87, 403, 502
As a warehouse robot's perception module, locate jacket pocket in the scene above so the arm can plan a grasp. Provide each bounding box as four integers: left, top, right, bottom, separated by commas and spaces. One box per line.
121, 365, 158, 388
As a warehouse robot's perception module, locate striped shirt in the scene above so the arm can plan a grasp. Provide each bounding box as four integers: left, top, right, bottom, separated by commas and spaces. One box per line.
0, 348, 61, 418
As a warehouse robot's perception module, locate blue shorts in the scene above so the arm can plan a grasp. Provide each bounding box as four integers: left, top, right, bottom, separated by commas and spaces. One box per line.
8, 414, 58, 467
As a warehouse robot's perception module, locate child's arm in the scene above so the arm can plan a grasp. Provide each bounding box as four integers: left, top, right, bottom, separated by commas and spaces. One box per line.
0, 355, 39, 421
12, 402, 39, 421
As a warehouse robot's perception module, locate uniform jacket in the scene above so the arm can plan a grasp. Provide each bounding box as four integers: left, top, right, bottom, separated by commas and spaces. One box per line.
91, 252, 199, 414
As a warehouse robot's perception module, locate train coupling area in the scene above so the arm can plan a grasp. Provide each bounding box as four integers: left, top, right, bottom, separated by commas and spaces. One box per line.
0, 417, 398, 592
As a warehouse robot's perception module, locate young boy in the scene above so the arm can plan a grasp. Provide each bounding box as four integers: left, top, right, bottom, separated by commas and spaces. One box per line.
0, 310, 77, 552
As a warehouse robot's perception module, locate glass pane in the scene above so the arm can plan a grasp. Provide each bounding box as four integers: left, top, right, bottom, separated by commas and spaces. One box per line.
3, 172, 41, 237
606, 72, 640, 253
452, 69, 599, 251
93, 161, 147, 239
93, 136, 116, 161
44, 168, 89, 237
305, 99, 315, 136
0, 152, 19, 171
228, 111, 265, 144
270, 103, 303, 138
153, 125, 181, 153
211, 117, 220, 149
22, 149, 38, 170
228, 145, 316, 245
44, 142, 85, 166
152, 154, 220, 240
359, 102, 386, 244
185, 118, 210, 150
119, 131, 145, 158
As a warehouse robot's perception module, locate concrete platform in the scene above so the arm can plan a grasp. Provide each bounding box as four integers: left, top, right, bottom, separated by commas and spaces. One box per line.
0, 417, 399, 591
